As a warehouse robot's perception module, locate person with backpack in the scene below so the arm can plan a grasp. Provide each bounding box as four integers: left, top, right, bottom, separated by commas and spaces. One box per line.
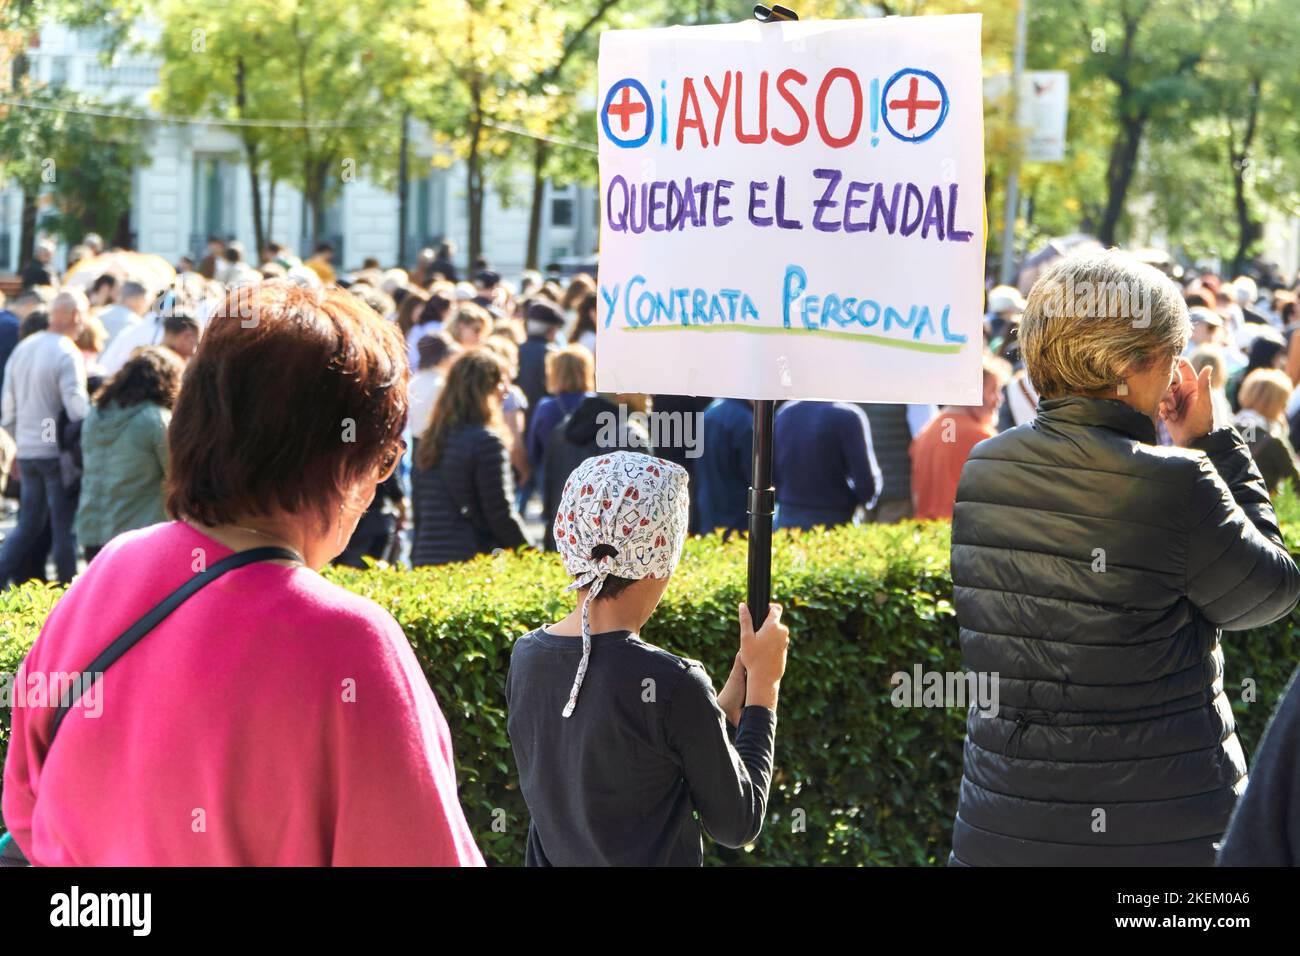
539, 392, 651, 551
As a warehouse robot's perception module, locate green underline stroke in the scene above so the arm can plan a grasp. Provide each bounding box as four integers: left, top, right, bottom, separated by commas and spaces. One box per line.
619, 323, 965, 354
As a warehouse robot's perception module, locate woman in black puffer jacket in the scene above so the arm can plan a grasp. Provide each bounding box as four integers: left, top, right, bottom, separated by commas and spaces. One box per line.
950, 250, 1300, 866
411, 348, 529, 566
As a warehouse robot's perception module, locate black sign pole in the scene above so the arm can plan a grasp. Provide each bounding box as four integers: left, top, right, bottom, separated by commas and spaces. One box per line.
745, 5, 798, 630
753, 3, 799, 24
747, 399, 776, 628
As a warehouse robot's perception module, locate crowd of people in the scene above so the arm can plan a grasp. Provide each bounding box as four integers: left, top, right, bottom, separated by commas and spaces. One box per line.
0, 270, 790, 867
6, 231, 1300, 868
0, 235, 616, 579
11, 230, 1300, 587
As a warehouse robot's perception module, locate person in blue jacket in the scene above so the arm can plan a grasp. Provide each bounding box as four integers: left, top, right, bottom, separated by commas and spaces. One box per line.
696, 398, 752, 534
773, 400, 881, 530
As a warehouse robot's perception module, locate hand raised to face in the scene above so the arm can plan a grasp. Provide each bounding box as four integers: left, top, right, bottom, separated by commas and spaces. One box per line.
1160, 357, 1215, 447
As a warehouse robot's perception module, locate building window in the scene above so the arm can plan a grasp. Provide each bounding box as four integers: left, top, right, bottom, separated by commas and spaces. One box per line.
193, 158, 225, 234
551, 196, 574, 228
77, 27, 111, 52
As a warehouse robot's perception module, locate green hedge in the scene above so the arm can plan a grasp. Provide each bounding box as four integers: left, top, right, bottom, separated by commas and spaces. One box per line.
4, 493, 1300, 866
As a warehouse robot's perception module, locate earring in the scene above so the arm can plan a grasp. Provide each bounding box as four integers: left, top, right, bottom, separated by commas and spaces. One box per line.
1116, 382, 1129, 396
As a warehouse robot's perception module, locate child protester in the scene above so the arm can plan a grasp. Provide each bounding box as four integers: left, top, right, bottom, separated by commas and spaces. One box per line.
506, 451, 789, 866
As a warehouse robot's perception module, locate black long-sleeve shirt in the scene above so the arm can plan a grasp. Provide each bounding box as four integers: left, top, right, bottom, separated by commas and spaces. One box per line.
506, 627, 777, 866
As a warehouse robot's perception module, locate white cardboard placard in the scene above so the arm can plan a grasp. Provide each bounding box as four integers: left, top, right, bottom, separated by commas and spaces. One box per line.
595, 14, 986, 405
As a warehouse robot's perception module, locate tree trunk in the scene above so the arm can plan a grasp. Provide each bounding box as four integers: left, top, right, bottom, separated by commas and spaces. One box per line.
1230, 160, 1261, 278
246, 150, 265, 258
1098, 112, 1145, 247
525, 138, 548, 271
234, 56, 266, 257
1097, 10, 1147, 249
10, 31, 29, 91
462, 18, 479, 270
267, 177, 276, 242
467, 127, 483, 267
304, 159, 326, 249
398, 109, 411, 267
112, 208, 133, 250
18, 188, 38, 270
11, 57, 27, 91
1229, 79, 1262, 277
310, 194, 326, 249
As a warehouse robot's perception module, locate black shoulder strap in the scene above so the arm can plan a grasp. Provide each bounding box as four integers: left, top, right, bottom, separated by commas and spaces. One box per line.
49, 546, 300, 744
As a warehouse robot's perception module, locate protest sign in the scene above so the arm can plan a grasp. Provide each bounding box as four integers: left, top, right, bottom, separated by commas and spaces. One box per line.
595, 14, 986, 405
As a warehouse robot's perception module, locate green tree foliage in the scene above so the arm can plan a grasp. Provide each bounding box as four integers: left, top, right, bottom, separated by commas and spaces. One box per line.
155, 0, 407, 249
12, 0, 1300, 277
1174, 0, 1300, 272
37, 100, 145, 246
0, 87, 144, 251
516, 0, 626, 269
2, 0, 148, 259
919, 0, 1300, 271
404, 0, 568, 266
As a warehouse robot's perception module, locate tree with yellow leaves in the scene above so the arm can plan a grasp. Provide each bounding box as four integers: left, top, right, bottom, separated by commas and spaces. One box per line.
404, 0, 567, 267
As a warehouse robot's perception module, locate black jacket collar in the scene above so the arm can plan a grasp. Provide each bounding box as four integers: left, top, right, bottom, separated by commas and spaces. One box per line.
1036, 395, 1157, 444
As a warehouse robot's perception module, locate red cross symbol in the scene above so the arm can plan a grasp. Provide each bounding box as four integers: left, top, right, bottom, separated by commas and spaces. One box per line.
888, 76, 942, 131
607, 86, 646, 134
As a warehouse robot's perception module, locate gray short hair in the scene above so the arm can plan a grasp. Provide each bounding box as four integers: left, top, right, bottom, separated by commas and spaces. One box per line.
1019, 249, 1188, 399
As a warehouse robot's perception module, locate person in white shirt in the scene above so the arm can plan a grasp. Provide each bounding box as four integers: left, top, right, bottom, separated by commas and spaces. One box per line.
406, 292, 454, 370
98, 306, 167, 377
1184, 306, 1247, 374
407, 332, 461, 447
0, 290, 90, 585
96, 280, 151, 347
98, 273, 214, 376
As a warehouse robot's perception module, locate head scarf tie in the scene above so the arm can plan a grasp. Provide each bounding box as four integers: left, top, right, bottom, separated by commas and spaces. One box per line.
554, 451, 689, 717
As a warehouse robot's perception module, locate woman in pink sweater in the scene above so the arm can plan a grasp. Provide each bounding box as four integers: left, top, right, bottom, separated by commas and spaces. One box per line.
2, 282, 483, 866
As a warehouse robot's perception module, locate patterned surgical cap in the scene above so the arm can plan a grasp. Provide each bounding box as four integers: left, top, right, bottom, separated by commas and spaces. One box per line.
553, 451, 690, 717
